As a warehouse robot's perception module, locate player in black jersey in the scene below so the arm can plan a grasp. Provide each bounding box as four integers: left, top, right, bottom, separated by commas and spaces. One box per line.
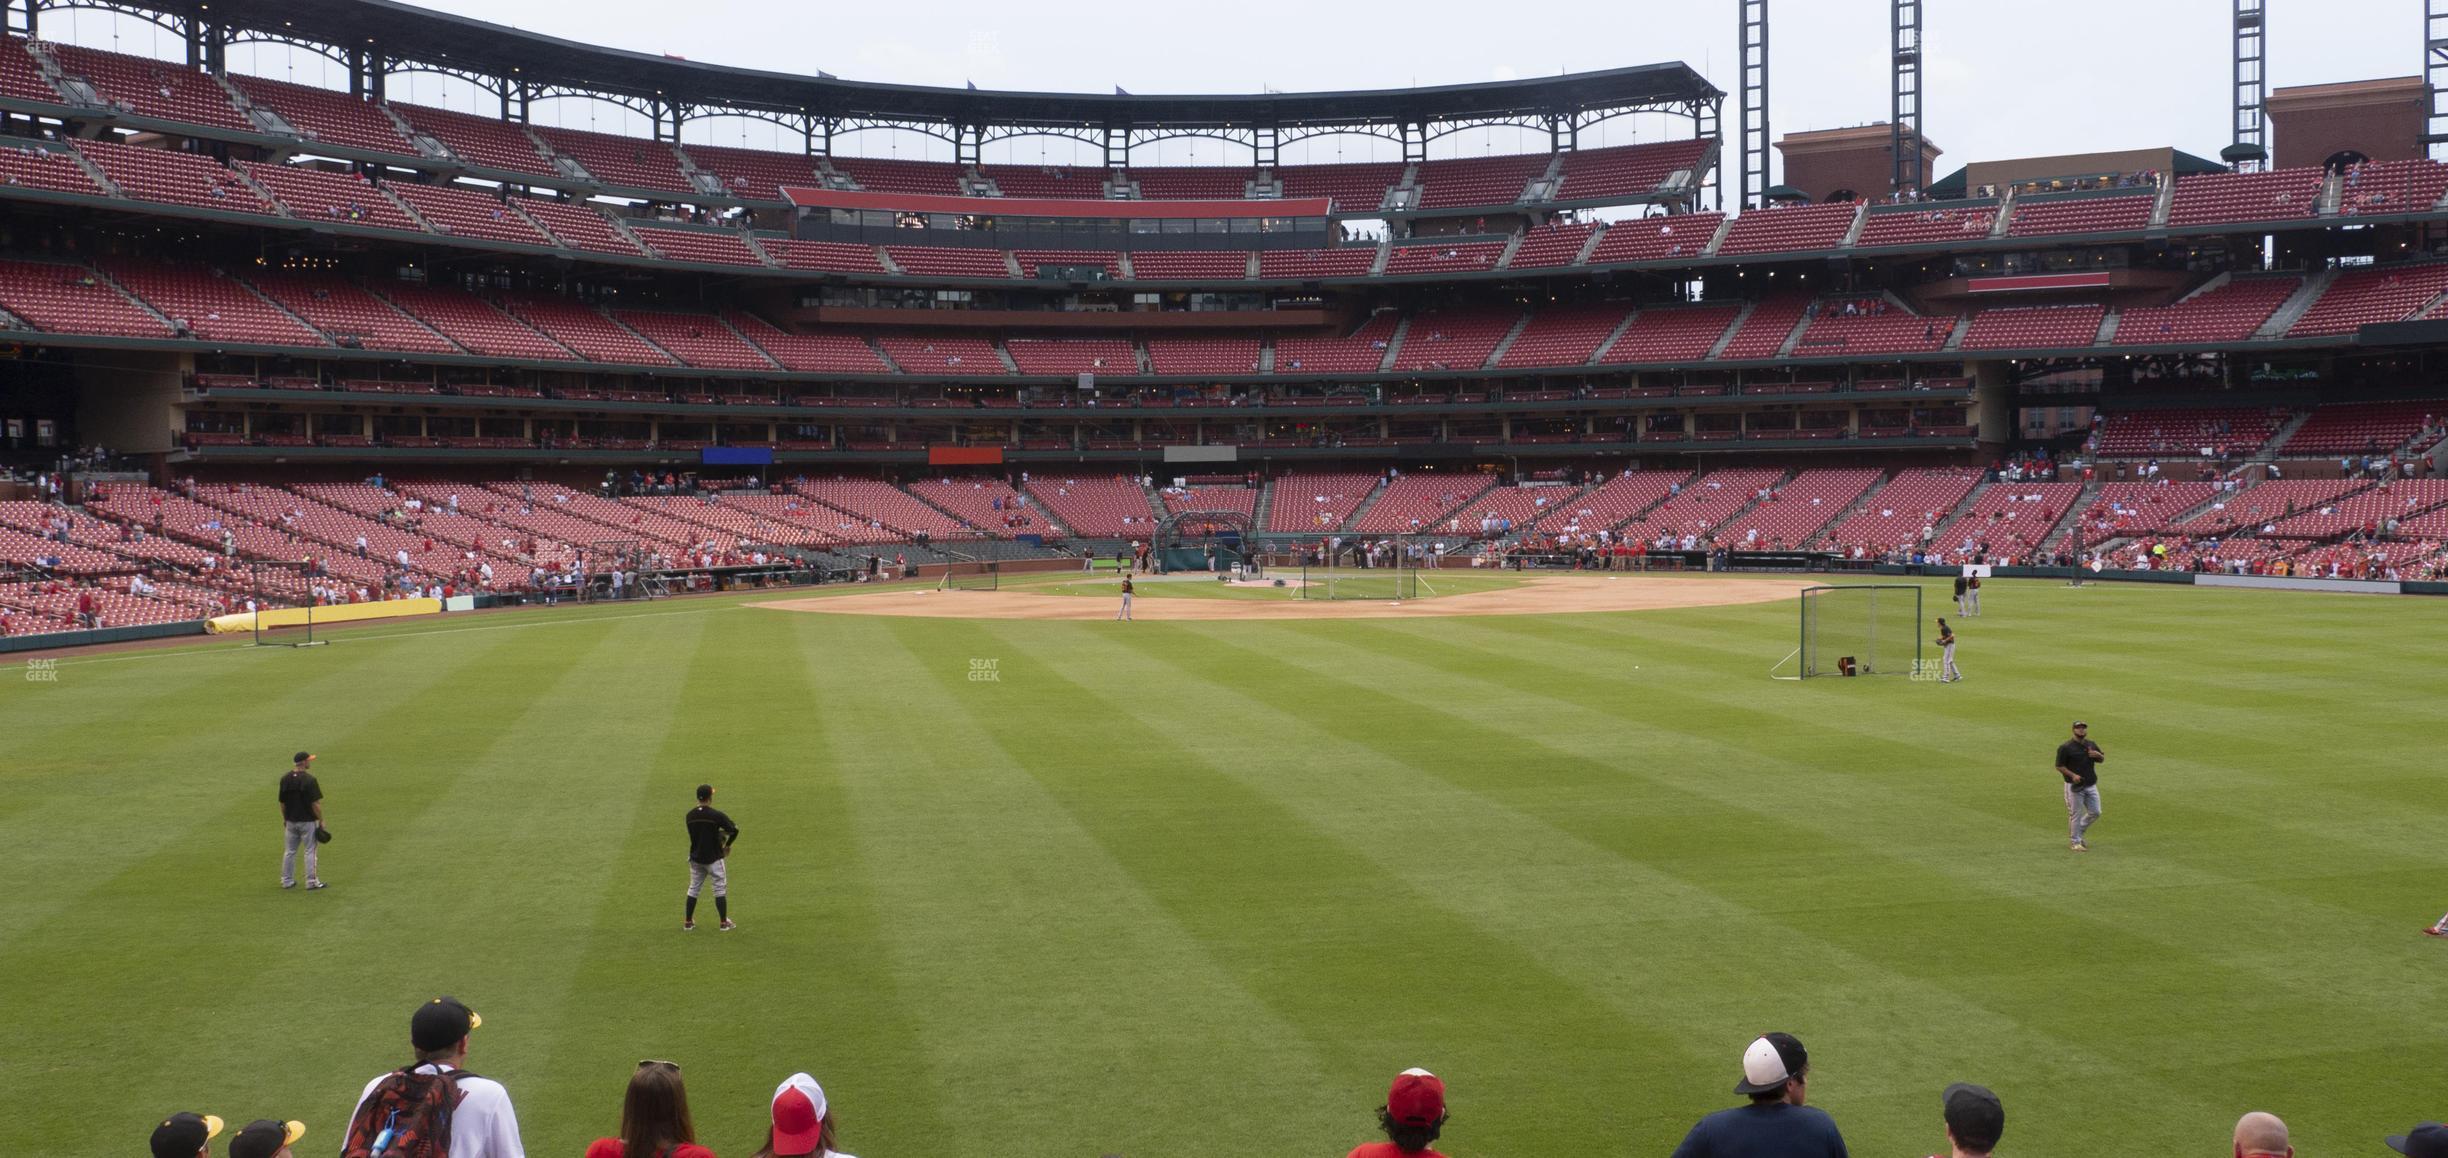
685, 784, 739, 931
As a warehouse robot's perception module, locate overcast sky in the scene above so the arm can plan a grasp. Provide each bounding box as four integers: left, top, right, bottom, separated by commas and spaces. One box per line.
54, 0, 2430, 174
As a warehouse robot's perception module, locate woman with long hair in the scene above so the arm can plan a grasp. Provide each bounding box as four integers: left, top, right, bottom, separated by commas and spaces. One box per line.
752, 1073, 853, 1158
585, 1060, 716, 1158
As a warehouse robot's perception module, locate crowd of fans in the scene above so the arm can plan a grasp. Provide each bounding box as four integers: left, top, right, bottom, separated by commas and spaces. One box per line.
145, 998, 857, 1158
140, 1018, 2444, 1158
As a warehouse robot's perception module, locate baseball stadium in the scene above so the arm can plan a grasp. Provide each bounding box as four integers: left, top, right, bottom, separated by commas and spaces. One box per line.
4, 1, 2448, 1156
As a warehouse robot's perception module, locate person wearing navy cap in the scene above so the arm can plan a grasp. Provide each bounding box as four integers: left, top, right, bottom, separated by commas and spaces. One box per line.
1668, 1033, 1849, 1158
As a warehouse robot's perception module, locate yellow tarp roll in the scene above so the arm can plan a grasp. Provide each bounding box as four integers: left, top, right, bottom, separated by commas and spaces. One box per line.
205, 598, 444, 635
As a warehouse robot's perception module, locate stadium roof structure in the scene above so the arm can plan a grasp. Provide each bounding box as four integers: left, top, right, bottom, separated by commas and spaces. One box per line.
101, 0, 1722, 133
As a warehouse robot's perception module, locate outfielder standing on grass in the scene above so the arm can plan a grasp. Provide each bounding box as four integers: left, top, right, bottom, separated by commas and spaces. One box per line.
1937, 618, 1962, 682
2056, 721, 2105, 852
277, 752, 325, 890
685, 785, 738, 931
1116, 574, 1134, 622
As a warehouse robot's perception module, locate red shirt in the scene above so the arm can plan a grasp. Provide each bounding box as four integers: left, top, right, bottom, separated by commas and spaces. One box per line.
585, 1140, 717, 1158
1347, 1145, 1446, 1158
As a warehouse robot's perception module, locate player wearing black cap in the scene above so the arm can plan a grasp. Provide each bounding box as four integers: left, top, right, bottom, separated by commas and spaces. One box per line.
686, 785, 738, 932
276, 752, 324, 890
2056, 722, 2105, 852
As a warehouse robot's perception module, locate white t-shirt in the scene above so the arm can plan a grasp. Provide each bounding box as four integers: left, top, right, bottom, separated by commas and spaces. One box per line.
352, 1063, 525, 1158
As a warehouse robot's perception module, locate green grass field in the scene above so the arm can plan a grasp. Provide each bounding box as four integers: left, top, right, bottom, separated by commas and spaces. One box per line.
5, 577, 2445, 1158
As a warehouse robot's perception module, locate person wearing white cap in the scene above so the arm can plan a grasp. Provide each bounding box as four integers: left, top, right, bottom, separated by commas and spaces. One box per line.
754, 1073, 854, 1158
1667, 1033, 1848, 1158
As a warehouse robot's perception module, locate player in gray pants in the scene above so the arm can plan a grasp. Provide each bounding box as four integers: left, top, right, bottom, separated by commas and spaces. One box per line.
277, 751, 325, 889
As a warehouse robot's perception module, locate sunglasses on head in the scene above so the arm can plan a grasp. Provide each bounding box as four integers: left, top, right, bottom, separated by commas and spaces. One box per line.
637, 1059, 681, 1072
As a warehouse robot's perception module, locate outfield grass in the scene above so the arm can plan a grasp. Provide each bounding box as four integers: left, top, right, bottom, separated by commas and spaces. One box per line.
4, 578, 2445, 1158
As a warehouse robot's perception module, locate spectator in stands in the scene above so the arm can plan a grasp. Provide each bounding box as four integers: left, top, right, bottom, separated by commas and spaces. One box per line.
347, 996, 523, 1158
151, 1112, 223, 1158
1348, 1068, 1449, 1158
587, 1060, 714, 1158
227, 1119, 305, 1158
1667, 1033, 1846, 1158
1928, 1083, 2001, 1158
754, 1072, 852, 1158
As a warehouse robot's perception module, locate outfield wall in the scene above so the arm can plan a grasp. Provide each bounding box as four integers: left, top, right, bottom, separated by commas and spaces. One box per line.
204, 598, 443, 634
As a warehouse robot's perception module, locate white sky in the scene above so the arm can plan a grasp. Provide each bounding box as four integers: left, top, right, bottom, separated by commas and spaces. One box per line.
42, 0, 2433, 175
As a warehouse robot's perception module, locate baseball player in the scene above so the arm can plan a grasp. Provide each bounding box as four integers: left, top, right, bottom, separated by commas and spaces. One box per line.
277, 752, 325, 890
1116, 574, 1134, 621
1965, 572, 1983, 616
2055, 721, 2105, 852
1936, 618, 1961, 682
684, 784, 738, 931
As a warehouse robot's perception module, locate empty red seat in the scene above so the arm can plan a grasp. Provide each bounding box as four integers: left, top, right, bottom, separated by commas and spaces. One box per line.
229, 74, 415, 157
1587, 212, 1723, 264
393, 102, 557, 177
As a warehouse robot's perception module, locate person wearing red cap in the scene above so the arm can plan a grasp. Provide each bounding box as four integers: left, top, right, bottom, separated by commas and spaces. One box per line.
753, 1072, 853, 1158
1347, 1068, 1449, 1158
586, 1060, 715, 1158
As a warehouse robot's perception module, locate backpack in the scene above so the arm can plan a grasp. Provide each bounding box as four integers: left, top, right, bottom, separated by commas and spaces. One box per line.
341, 1064, 474, 1158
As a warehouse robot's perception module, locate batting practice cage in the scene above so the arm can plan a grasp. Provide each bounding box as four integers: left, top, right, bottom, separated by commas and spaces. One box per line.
938, 561, 1001, 591
1157, 510, 1257, 575
1298, 535, 1431, 600
1774, 584, 1923, 679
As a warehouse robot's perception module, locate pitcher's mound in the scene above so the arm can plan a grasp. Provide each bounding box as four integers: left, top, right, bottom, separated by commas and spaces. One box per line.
752, 574, 1812, 621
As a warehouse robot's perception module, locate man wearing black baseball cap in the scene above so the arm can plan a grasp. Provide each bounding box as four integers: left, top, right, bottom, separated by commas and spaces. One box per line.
227, 1119, 305, 1158
1930, 1083, 2002, 1158
150, 1111, 222, 1158
1668, 1033, 1848, 1158
2055, 721, 2105, 852
276, 752, 324, 890
346, 996, 525, 1158
2388, 1122, 2448, 1158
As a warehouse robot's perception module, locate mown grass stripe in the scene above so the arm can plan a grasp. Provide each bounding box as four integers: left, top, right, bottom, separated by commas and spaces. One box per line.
802, 617, 1335, 1157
